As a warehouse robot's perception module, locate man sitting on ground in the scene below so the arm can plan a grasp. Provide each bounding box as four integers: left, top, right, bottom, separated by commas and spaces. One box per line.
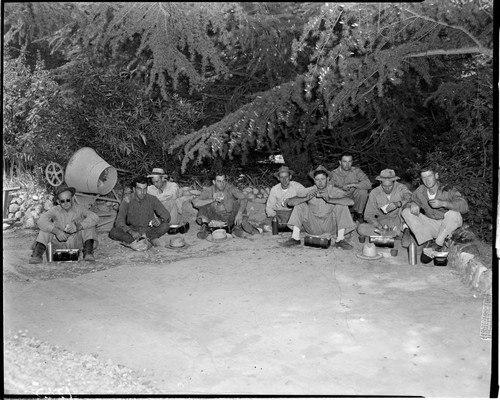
109, 176, 171, 247
401, 164, 468, 263
147, 167, 182, 225
266, 165, 308, 225
29, 184, 99, 263
192, 172, 255, 239
329, 152, 372, 223
280, 165, 356, 250
358, 169, 412, 241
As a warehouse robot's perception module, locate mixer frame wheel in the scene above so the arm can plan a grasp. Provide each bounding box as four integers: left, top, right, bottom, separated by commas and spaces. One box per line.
45, 162, 64, 187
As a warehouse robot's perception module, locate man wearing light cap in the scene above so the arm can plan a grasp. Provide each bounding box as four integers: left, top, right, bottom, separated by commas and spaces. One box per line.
147, 167, 181, 225
266, 165, 308, 225
279, 165, 356, 249
358, 169, 412, 241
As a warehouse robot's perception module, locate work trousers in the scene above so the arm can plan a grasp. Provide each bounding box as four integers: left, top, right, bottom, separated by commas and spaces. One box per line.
109, 221, 170, 244
196, 201, 246, 226
288, 203, 355, 239
401, 209, 462, 246
35, 227, 98, 250
348, 188, 369, 215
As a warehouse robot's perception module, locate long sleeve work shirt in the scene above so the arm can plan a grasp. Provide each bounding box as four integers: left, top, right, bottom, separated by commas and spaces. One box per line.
197, 184, 247, 214
115, 193, 171, 232
406, 183, 469, 220
37, 204, 99, 233
363, 182, 412, 225
329, 166, 372, 191
265, 181, 308, 217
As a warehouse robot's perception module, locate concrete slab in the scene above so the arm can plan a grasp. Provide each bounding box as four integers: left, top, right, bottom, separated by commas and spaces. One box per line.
3, 230, 492, 396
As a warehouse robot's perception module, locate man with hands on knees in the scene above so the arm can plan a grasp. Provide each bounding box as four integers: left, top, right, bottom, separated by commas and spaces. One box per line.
280, 165, 356, 250
192, 172, 256, 239
109, 176, 171, 247
401, 164, 468, 262
329, 153, 372, 223
29, 184, 99, 264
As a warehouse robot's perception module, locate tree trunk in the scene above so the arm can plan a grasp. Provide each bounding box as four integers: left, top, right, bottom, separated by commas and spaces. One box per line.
278, 139, 313, 186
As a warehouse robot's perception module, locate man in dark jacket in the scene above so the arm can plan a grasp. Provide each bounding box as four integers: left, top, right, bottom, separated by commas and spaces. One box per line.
109, 176, 171, 247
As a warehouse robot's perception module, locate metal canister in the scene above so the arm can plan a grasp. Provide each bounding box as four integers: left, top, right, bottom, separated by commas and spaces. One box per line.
408, 242, 417, 265
304, 235, 331, 249
46, 242, 53, 262
271, 216, 279, 235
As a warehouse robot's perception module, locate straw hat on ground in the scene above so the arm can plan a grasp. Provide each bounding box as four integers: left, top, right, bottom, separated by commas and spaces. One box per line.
165, 236, 189, 250
356, 242, 383, 260
207, 229, 233, 242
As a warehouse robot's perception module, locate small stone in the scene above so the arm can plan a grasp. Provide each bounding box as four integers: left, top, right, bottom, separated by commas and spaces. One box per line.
8, 203, 20, 213
24, 217, 36, 229
44, 200, 54, 210
14, 211, 22, 219
32, 195, 39, 201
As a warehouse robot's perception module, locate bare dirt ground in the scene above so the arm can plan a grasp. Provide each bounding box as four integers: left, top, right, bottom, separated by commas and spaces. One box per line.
3, 221, 494, 396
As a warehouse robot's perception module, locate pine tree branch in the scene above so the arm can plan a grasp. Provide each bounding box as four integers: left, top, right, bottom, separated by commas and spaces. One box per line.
404, 46, 492, 58
402, 8, 492, 57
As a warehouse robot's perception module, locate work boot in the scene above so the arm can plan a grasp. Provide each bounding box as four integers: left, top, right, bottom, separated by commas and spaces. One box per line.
401, 228, 413, 248
29, 242, 46, 264
279, 238, 301, 247
334, 240, 353, 250
83, 239, 96, 262
420, 240, 434, 264
150, 238, 161, 247
197, 223, 209, 239
241, 220, 259, 235
232, 226, 245, 238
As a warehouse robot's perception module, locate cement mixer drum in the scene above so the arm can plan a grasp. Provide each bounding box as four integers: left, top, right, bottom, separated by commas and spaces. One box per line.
64, 147, 118, 195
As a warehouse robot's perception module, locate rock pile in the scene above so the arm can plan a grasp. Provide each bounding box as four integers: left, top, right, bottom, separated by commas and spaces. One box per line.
4, 188, 53, 231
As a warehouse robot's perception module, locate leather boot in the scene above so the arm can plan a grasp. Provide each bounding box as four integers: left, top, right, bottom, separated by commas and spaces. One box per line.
29, 242, 46, 264
83, 239, 95, 262
197, 223, 209, 239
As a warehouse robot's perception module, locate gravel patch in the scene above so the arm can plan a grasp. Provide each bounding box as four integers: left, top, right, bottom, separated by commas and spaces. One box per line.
4, 330, 160, 395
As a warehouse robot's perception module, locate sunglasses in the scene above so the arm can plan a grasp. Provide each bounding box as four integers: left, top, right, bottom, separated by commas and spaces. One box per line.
59, 199, 72, 204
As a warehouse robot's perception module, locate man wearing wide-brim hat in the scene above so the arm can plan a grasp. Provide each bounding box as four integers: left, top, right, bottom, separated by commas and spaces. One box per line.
265, 165, 308, 225
29, 184, 100, 263
357, 168, 412, 241
279, 165, 356, 249
146, 167, 183, 225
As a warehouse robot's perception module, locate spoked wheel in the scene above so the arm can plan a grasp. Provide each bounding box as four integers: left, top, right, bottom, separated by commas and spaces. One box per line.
45, 162, 64, 187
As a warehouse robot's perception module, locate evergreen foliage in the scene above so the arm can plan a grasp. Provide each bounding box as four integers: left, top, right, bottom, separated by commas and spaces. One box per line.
2, 1, 494, 240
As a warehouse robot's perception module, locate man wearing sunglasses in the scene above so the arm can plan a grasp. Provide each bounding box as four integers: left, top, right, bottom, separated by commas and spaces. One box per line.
29, 184, 99, 264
